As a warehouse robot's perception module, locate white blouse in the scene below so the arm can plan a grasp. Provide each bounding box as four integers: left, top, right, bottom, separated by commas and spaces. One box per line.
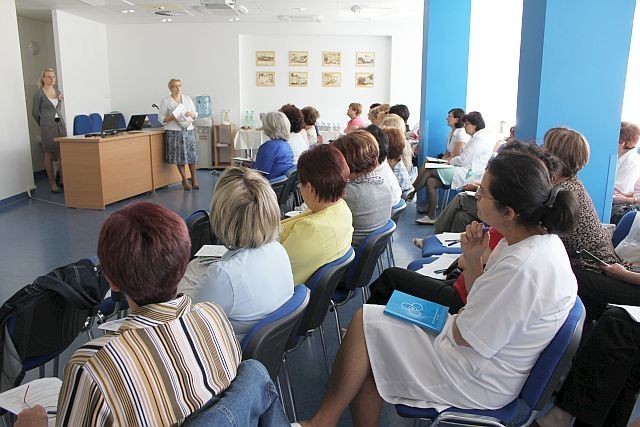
159, 94, 198, 131
446, 127, 471, 155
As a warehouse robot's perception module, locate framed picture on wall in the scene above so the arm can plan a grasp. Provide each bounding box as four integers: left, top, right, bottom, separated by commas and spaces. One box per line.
322, 72, 341, 87
355, 72, 374, 88
289, 51, 308, 66
256, 51, 275, 66
356, 51, 375, 66
322, 51, 341, 66
289, 72, 308, 87
256, 71, 275, 87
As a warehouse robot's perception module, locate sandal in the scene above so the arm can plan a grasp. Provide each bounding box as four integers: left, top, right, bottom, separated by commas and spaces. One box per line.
188, 178, 199, 190
182, 181, 191, 191
412, 238, 424, 249
406, 190, 416, 201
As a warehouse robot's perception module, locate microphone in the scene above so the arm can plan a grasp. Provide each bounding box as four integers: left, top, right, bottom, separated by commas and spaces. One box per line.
151, 103, 159, 110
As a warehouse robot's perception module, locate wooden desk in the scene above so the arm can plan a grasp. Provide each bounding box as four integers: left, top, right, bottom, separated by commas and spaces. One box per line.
57, 131, 185, 209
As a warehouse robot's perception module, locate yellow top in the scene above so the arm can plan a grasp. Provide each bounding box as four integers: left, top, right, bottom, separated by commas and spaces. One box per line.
281, 199, 354, 285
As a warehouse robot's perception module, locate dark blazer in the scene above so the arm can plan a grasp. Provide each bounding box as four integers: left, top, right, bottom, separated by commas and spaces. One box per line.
32, 88, 65, 127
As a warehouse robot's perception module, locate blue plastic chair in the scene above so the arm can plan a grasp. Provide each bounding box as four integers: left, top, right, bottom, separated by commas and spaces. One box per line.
613, 210, 637, 248
420, 234, 463, 258
396, 297, 586, 426
73, 114, 93, 135
184, 209, 214, 260
114, 112, 126, 129
386, 199, 408, 267
89, 113, 102, 132
240, 285, 310, 382
147, 113, 163, 128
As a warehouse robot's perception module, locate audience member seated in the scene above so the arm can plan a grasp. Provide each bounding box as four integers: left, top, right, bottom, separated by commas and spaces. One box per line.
431, 189, 481, 233
365, 124, 402, 205
15, 202, 241, 426
442, 108, 471, 160
280, 104, 309, 162
536, 306, 640, 427
302, 106, 321, 146
413, 111, 493, 224
179, 167, 294, 339
298, 149, 578, 426
333, 131, 394, 247
281, 145, 353, 284
611, 121, 640, 224
542, 127, 623, 321
380, 113, 413, 172
367, 103, 390, 126
344, 102, 367, 133
383, 126, 413, 198
253, 111, 295, 180
388, 104, 413, 138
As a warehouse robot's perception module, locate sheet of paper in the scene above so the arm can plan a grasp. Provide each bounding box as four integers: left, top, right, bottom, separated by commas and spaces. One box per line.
434, 232, 463, 248
98, 317, 127, 332
464, 191, 476, 197
415, 254, 461, 279
172, 103, 187, 121
194, 245, 228, 258
610, 304, 640, 322
426, 156, 448, 164
424, 163, 454, 169
0, 377, 62, 416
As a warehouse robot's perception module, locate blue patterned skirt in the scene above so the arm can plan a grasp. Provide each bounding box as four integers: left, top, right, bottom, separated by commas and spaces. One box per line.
165, 129, 198, 165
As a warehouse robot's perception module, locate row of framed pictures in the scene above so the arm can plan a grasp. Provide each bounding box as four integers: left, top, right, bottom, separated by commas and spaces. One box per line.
256, 71, 374, 88
256, 50, 375, 67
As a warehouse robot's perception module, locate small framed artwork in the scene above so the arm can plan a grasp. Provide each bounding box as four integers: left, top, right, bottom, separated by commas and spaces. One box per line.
289, 72, 308, 87
356, 51, 375, 67
256, 71, 275, 87
355, 72, 374, 88
322, 51, 341, 66
289, 51, 308, 66
322, 72, 341, 87
256, 51, 275, 66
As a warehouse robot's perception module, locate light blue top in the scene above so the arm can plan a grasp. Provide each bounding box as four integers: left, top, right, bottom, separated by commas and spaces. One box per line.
188, 241, 294, 339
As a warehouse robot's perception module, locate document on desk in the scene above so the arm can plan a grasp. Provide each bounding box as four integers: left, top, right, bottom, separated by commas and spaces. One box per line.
0, 377, 61, 420
415, 254, 460, 279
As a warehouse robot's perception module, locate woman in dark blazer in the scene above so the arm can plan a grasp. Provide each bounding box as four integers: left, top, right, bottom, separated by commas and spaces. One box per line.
31, 68, 66, 193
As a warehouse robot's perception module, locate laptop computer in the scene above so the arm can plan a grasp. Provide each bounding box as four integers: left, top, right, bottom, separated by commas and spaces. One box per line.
126, 114, 147, 132
84, 113, 123, 137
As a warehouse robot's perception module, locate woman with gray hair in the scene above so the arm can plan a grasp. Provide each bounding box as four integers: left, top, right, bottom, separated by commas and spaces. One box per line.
254, 111, 295, 179
179, 167, 294, 339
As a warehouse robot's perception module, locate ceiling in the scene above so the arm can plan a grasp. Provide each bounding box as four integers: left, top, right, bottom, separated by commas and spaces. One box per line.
15, 0, 423, 25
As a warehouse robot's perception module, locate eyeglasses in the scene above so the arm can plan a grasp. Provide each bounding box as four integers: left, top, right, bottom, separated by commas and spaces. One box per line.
23, 384, 57, 416
475, 185, 495, 201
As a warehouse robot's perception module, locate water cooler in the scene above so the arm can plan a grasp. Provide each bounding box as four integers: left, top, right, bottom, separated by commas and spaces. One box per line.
195, 95, 213, 168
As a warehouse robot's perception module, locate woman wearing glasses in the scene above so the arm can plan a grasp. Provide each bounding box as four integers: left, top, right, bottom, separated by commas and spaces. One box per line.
299, 147, 578, 427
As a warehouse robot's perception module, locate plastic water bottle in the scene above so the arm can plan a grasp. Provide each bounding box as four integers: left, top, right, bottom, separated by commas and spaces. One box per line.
249, 110, 255, 128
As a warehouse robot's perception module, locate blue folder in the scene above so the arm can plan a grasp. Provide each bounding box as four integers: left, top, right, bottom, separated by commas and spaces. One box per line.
383, 290, 449, 334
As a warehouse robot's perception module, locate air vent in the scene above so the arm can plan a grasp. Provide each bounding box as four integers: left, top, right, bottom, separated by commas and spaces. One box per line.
153, 10, 189, 16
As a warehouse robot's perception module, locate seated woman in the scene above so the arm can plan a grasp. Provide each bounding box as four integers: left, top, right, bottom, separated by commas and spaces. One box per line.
442, 108, 471, 160
179, 167, 294, 339
383, 126, 413, 198
380, 113, 413, 172
367, 103, 390, 126
302, 106, 321, 146
299, 149, 578, 426
344, 102, 367, 133
611, 121, 640, 224
333, 131, 395, 247
253, 111, 295, 180
280, 104, 309, 162
281, 145, 353, 285
413, 111, 493, 225
16, 202, 241, 426
364, 124, 402, 206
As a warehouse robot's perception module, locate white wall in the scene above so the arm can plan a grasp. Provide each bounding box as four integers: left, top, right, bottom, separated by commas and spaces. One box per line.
240, 34, 391, 125
622, 3, 640, 122
0, 0, 34, 200
17, 16, 56, 172
54, 10, 111, 135
106, 20, 423, 129
466, 0, 523, 137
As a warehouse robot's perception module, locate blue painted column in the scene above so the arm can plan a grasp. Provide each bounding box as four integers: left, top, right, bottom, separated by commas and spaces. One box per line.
516, 0, 636, 221
417, 0, 471, 206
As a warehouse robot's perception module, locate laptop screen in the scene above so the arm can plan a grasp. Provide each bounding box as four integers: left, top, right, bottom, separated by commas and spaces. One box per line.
102, 113, 122, 132
126, 114, 147, 131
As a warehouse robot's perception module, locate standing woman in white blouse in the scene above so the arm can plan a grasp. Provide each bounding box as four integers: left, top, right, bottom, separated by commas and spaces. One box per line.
159, 78, 199, 190
32, 68, 66, 193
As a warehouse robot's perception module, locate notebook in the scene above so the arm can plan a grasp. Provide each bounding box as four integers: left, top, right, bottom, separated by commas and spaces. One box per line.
126, 114, 147, 131
384, 290, 449, 334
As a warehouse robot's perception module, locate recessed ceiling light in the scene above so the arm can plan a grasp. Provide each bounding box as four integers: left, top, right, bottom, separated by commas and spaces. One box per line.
227, 16, 240, 21
121, 9, 134, 13
161, 17, 172, 22
291, 7, 306, 12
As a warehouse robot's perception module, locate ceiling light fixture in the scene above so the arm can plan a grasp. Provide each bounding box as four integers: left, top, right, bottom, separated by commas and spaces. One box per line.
278, 14, 323, 23
227, 16, 239, 21
161, 17, 172, 22
291, 7, 306, 12
121, 9, 135, 13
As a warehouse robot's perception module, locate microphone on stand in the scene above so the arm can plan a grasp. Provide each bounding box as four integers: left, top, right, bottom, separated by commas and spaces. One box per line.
151, 103, 159, 111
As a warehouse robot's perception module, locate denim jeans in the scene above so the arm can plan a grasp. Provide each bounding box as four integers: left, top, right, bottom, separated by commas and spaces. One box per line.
183, 359, 290, 426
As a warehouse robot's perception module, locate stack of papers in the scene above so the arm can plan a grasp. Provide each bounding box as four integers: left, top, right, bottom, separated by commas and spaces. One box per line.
426, 156, 448, 164
194, 245, 228, 265
0, 377, 61, 423
415, 253, 460, 279
434, 232, 463, 248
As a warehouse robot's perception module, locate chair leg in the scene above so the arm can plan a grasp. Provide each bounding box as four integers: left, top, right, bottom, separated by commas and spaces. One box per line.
332, 301, 343, 344
388, 240, 396, 267
318, 324, 331, 378
275, 372, 289, 417
282, 357, 298, 422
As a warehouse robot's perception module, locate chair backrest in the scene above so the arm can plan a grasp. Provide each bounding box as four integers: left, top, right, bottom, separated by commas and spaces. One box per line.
613, 210, 637, 247
89, 113, 102, 132
269, 175, 288, 204
278, 168, 299, 208
291, 248, 355, 347
185, 209, 214, 260
73, 114, 93, 135
521, 297, 585, 411
114, 112, 126, 129
391, 199, 407, 223
147, 113, 163, 128
240, 285, 310, 380
344, 219, 397, 290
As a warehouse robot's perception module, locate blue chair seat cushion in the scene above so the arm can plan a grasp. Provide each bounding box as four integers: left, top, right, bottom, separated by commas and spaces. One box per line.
422, 235, 463, 257
396, 398, 519, 423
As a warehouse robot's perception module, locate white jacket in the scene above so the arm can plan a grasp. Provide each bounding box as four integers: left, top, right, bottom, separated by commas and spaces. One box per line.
449, 128, 494, 189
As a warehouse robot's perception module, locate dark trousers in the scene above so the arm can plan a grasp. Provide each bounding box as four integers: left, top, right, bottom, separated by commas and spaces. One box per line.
556, 307, 640, 427
574, 266, 640, 322
367, 267, 464, 314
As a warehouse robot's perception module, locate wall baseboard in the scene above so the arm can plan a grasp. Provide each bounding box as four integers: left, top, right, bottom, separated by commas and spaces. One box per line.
0, 192, 28, 209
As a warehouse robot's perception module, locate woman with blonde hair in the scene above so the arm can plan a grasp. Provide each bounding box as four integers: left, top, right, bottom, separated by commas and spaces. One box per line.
158, 78, 199, 190
179, 167, 294, 339
31, 68, 66, 193
368, 104, 390, 126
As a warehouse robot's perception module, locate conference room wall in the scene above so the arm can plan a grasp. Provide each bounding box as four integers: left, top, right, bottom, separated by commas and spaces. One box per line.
0, 0, 34, 201
105, 21, 422, 128
53, 10, 112, 136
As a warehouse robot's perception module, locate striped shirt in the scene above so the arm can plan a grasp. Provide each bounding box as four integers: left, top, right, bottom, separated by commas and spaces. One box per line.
56, 295, 241, 426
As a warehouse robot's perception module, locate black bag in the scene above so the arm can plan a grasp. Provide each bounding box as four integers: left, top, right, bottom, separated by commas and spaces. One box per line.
443, 259, 463, 281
